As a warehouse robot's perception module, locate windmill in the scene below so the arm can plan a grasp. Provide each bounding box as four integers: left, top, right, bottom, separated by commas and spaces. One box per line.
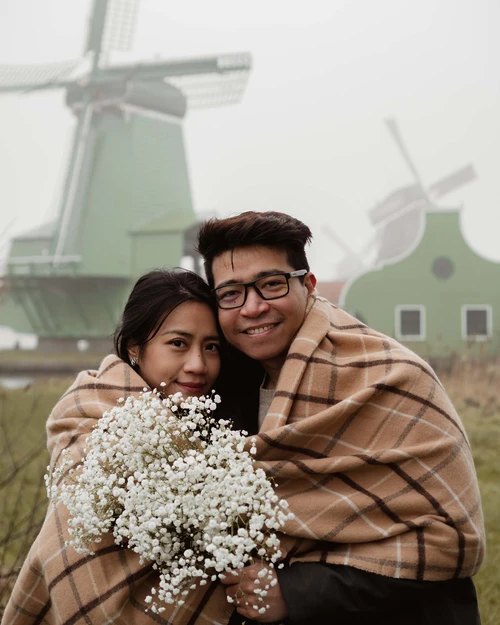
0, 0, 251, 351
369, 119, 476, 266
329, 119, 476, 282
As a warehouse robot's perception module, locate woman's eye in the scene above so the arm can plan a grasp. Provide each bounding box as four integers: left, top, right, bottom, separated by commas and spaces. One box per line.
169, 339, 186, 348
206, 343, 220, 352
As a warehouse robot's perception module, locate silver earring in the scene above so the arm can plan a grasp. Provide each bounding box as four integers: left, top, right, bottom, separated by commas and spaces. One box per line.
130, 357, 137, 367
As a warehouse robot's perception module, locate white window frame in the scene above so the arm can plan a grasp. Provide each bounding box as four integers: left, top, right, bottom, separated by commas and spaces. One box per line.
461, 305, 492, 341
395, 305, 426, 341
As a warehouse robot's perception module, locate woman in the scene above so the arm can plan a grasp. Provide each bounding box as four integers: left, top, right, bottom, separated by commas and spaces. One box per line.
2, 269, 238, 625
115, 268, 221, 396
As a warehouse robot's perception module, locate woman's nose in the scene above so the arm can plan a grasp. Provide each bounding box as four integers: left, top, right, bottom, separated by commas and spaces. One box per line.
184, 349, 208, 373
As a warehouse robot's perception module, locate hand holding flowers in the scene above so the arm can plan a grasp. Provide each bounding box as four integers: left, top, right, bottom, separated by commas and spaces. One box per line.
221, 562, 288, 623
46, 389, 293, 615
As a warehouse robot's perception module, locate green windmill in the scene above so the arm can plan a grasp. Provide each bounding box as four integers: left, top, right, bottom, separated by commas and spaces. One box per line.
0, 0, 251, 352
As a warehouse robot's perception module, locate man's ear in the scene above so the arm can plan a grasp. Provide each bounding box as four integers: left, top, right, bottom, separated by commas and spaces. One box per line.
305, 272, 317, 294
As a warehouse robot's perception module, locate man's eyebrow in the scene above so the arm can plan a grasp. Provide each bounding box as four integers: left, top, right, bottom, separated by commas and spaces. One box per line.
161, 330, 220, 341
215, 269, 286, 289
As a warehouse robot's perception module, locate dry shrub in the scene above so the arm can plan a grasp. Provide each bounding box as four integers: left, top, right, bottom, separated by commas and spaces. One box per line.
0, 381, 68, 614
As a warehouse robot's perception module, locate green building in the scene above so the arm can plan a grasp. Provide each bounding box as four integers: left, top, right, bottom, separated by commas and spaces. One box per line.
1, 97, 198, 350
340, 208, 500, 358
0, 0, 251, 351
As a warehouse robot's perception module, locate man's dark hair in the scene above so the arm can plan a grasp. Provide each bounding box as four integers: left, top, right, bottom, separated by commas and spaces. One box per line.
113, 268, 217, 365
196, 211, 313, 286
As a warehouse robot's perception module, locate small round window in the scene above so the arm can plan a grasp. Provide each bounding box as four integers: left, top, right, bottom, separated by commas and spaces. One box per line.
432, 256, 454, 279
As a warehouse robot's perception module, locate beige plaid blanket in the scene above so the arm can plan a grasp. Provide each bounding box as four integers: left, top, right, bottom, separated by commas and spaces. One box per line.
254, 294, 485, 580
3, 295, 485, 623
3, 357, 234, 625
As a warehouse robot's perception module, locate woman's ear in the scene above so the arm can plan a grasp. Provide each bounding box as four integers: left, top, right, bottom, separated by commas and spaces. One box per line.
128, 346, 139, 364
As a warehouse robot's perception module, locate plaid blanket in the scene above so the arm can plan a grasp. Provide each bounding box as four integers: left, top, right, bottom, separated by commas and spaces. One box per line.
3, 356, 234, 625
253, 294, 485, 581
3, 296, 485, 623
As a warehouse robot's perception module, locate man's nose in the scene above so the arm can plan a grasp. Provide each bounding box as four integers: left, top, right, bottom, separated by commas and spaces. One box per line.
240, 286, 270, 317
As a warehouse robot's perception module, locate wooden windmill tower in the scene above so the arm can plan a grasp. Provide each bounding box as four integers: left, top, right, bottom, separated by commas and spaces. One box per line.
0, 0, 251, 351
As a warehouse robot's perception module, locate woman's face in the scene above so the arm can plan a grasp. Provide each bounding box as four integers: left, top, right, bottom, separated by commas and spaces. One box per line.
129, 301, 221, 397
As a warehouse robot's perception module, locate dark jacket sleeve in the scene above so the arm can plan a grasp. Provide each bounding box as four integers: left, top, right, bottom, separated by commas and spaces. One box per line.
277, 562, 481, 625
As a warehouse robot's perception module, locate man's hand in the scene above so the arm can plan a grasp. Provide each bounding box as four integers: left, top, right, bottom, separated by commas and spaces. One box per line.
220, 562, 288, 623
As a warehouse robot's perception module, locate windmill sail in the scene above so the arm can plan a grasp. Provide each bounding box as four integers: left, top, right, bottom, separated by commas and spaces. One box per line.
52, 101, 96, 266
0, 60, 83, 93
85, 0, 111, 58
101, 0, 140, 53
428, 164, 476, 199
167, 54, 250, 108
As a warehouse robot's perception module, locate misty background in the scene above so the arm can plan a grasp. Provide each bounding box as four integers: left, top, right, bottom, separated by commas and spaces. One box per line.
0, 0, 499, 283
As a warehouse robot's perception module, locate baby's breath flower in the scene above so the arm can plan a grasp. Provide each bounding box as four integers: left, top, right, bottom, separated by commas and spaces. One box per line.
46, 389, 290, 614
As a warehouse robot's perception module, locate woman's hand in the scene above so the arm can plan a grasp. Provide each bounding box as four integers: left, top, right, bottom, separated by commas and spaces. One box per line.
220, 562, 288, 623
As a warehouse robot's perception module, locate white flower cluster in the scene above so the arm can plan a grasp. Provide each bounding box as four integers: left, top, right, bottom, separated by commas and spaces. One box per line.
46, 389, 293, 613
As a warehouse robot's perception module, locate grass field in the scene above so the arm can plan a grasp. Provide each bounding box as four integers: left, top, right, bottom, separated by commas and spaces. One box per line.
439, 359, 500, 623
0, 378, 71, 609
0, 361, 498, 622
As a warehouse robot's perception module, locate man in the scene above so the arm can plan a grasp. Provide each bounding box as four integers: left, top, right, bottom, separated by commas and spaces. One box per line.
197, 211, 485, 625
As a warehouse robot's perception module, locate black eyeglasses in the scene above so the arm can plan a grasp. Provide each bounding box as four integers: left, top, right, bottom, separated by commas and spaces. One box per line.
213, 270, 308, 309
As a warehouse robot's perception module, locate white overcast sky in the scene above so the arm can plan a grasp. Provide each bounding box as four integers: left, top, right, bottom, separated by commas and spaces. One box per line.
0, 0, 499, 280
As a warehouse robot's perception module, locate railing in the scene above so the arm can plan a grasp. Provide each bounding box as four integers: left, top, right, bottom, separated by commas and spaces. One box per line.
5, 255, 82, 277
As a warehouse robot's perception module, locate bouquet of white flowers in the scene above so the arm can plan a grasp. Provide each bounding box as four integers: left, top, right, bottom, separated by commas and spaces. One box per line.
46, 388, 292, 614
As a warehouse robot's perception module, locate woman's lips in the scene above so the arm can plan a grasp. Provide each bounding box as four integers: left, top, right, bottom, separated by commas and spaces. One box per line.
177, 382, 205, 392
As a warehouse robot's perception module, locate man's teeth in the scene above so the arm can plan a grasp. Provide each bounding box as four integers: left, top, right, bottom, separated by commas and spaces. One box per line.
247, 324, 274, 335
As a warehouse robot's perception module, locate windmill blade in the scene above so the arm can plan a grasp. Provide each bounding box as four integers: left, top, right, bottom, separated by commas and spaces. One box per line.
428, 164, 476, 200
359, 230, 382, 259
98, 52, 251, 107
324, 224, 366, 281
0, 218, 16, 261
167, 70, 250, 109
99, 52, 251, 81
0, 219, 15, 278
386, 118, 430, 201
53, 99, 96, 266
85, 0, 110, 60
0, 59, 83, 93
324, 224, 357, 257
101, 0, 140, 54
0, 218, 16, 246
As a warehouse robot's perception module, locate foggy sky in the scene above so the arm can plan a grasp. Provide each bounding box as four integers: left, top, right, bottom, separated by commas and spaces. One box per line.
0, 0, 499, 280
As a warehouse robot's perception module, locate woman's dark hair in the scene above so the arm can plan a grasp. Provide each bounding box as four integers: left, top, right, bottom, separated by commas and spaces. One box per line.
113, 268, 217, 365
196, 211, 312, 287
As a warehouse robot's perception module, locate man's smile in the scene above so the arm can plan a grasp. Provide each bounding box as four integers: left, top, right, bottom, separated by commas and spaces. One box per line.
244, 323, 279, 335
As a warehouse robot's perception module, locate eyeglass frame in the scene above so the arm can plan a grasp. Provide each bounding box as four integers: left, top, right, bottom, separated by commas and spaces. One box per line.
212, 269, 308, 309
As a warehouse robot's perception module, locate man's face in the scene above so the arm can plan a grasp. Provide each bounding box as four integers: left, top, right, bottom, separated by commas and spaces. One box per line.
212, 245, 316, 374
